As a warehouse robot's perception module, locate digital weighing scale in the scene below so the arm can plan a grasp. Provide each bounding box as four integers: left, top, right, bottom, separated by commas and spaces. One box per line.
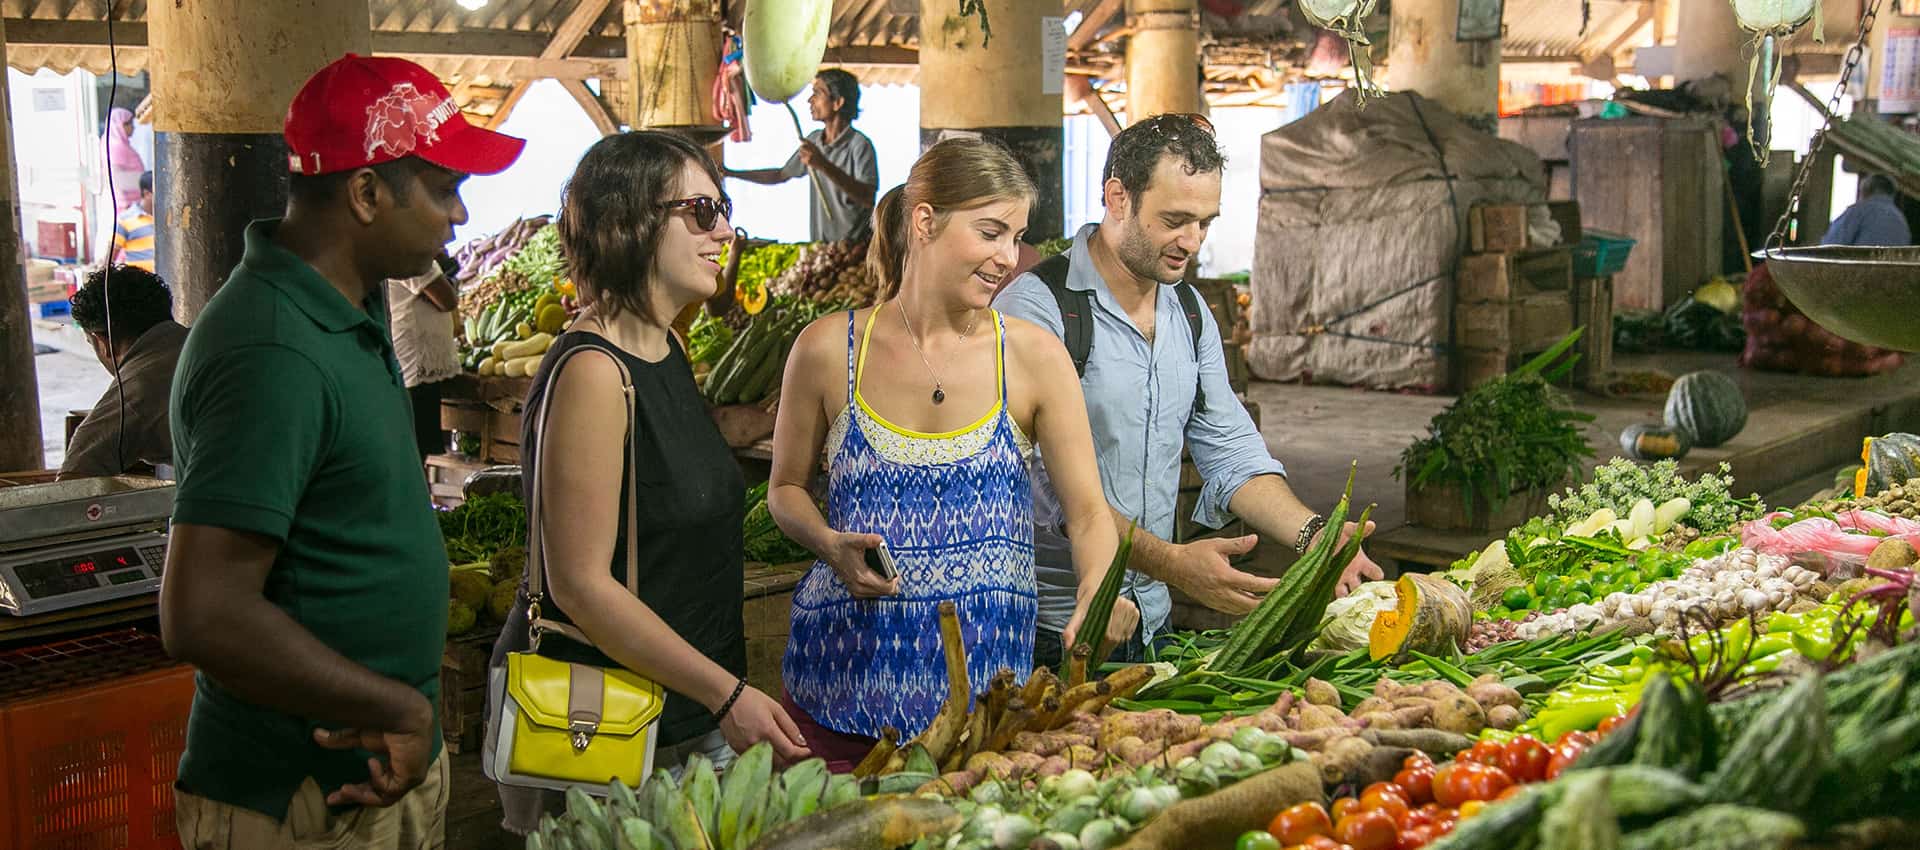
0, 477, 173, 617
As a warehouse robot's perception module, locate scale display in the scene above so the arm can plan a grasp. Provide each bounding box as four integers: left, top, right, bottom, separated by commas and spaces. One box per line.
0, 532, 167, 616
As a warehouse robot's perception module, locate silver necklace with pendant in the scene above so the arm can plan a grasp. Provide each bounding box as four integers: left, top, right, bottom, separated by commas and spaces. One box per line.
898, 301, 980, 405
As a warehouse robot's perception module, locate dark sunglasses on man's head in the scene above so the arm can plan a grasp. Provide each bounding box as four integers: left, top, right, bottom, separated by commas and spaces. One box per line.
661, 196, 733, 231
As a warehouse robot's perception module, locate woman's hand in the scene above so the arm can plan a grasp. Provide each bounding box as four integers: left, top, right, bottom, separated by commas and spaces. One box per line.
717, 684, 811, 763
822, 530, 898, 598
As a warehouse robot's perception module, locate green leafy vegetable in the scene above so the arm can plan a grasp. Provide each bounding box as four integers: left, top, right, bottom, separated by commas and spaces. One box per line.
437, 492, 529, 563
1546, 458, 1765, 537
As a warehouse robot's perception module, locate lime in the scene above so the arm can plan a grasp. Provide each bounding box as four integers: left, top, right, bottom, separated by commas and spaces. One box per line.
1491, 605, 1513, 619
1236, 830, 1281, 850
1502, 587, 1533, 610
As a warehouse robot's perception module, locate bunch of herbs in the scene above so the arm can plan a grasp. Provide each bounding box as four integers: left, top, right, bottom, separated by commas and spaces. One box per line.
1545, 457, 1765, 535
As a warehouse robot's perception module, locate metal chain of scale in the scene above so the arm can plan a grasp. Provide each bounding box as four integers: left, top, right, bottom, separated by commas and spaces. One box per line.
1767, 0, 1885, 253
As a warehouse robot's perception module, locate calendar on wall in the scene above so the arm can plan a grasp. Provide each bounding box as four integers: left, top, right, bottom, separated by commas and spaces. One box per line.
1882, 27, 1920, 114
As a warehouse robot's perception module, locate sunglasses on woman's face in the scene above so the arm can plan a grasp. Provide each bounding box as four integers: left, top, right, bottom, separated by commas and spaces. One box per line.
661, 196, 733, 232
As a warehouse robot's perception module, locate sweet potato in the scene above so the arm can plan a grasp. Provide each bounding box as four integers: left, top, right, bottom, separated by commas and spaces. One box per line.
1036, 756, 1071, 777
1113, 736, 1163, 766
1010, 731, 1093, 756
1283, 727, 1354, 751
1062, 744, 1102, 769
1368, 704, 1431, 730
1163, 737, 1212, 766
1419, 681, 1464, 701
1431, 695, 1487, 735
1467, 681, 1524, 711
1060, 712, 1102, 738
921, 771, 981, 796
1100, 709, 1201, 748
1317, 735, 1375, 786
1294, 703, 1346, 732
1004, 751, 1046, 776
965, 751, 1014, 777
1487, 704, 1523, 731
1115, 762, 1323, 850
1350, 696, 1391, 718
1304, 678, 1342, 708
1363, 728, 1474, 759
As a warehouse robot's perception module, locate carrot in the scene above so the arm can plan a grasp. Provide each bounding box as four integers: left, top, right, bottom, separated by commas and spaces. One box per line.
1115, 762, 1323, 850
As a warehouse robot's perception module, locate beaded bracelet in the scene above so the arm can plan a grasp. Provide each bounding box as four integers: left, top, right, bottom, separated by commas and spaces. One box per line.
713, 678, 747, 723
1294, 514, 1328, 554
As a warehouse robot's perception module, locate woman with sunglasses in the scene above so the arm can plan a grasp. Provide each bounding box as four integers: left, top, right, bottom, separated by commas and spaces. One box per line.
488, 132, 808, 832
767, 138, 1137, 771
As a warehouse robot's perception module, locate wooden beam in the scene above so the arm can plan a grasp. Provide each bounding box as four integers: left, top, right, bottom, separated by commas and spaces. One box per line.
1068, 0, 1125, 51
1, 18, 624, 58
1593, 5, 1655, 60
560, 79, 621, 135
822, 44, 918, 66
490, 0, 615, 130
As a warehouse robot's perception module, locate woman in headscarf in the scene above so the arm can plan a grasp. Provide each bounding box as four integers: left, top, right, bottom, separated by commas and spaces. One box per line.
103, 107, 145, 214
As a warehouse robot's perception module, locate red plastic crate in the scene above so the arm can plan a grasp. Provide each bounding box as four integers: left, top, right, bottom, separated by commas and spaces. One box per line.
0, 630, 195, 850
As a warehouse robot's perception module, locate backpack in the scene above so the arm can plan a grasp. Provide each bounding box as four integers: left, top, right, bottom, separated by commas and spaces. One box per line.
1030, 253, 1210, 413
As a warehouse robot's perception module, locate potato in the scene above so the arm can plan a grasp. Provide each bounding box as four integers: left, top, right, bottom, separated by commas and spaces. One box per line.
1431, 695, 1487, 735
1467, 682, 1524, 711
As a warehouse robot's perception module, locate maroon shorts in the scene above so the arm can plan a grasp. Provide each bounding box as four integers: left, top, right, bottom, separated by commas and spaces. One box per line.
781, 691, 879, 774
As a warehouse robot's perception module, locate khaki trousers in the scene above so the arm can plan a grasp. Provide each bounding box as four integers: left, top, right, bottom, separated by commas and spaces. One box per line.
174, 753, 449, 850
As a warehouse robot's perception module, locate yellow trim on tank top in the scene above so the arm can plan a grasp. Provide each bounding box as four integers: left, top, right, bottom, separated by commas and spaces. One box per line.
853, 305, 1004, 440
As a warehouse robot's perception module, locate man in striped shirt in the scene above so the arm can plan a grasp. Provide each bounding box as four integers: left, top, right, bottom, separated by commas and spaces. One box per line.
111, 171, 156, 272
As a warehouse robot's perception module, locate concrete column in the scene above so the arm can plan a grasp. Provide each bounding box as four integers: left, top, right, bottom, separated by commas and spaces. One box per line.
0, 17, 44, 471
150, 0, 370, 324
625, 0, 721, 130
1126, 0, 1201, 122
919, 0, 1066, 242
1385, 0, 1501, 129
1674, 0, 1746, 86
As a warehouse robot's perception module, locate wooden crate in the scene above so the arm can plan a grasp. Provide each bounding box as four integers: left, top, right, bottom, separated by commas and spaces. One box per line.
1572, 276, 1615, 388
1454, 247, 1575, 390
1469, 204, 1531, 254
1405, 479, 1558, 534
440, 629, 500, 754
1569, 116, 1724, 311
425, 453, 490, 508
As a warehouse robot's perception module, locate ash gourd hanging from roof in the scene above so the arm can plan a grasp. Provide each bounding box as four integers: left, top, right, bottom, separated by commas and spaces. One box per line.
1732, 0, 1825, 166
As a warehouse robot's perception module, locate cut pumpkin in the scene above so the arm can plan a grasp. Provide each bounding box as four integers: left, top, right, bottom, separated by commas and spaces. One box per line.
738, 280, 768, 315
1369, 573, 1472, 663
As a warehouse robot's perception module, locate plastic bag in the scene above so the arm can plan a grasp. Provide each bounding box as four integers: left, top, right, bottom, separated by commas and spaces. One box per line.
1740, 510, 1920, 569
1739, 263, 1904, 377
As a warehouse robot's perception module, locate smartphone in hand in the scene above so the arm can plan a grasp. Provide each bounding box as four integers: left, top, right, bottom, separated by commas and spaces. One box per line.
864, 540, 899, 582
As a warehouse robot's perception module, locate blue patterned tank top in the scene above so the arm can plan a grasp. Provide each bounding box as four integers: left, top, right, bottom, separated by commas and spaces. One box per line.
784, 309, 1037, 740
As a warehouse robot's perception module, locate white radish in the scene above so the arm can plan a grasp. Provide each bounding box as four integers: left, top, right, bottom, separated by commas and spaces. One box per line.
1653, 498, 1691, 533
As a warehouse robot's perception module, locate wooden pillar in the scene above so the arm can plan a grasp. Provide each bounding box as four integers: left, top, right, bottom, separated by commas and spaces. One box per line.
919, 0, 1067, 241
1674, 0, 1745, 87
0, 17, 43, 471
625, 0, 721, 131
150, 0, 370, 324
1126, 0, 1200, 121
1385, 0, 1501, 128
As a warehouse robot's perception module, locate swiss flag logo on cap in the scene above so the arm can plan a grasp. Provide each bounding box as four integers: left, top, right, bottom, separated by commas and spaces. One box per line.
287, 54, 524, 177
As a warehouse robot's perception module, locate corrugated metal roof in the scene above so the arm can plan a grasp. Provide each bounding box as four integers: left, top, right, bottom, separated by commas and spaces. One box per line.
1503, 0, 1653, 58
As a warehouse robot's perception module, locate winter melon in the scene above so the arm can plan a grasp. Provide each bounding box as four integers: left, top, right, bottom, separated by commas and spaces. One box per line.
743, 0, 833, 103
1732, 0, 1818, 33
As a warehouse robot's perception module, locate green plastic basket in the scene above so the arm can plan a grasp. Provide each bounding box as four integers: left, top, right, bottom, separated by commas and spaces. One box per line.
1573, 230, 1637, 278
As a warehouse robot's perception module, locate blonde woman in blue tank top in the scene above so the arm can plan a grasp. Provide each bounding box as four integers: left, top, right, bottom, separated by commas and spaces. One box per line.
766, 138, 1139, 769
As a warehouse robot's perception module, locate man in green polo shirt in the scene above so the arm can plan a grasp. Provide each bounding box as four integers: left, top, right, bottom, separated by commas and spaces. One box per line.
161, 54, 523, 847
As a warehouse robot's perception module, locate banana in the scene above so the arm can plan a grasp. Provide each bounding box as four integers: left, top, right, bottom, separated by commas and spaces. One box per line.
529, 834, 548, 850
729, 784, 770, 850
717, 742, 772, 847
682, 754, 721, 845
759, 773, 791, 835
640, 769, 677, 829
660, 781, 711, 850
566, 786, 614, 850
778, 758, 830, 822
608, 781, 641, 820
901, 743, 938, 777
822, 773, 859, 810
618, 818, 664, 850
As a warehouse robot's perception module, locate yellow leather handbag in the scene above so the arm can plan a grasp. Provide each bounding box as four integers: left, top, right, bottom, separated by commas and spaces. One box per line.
484, 343, 666, 792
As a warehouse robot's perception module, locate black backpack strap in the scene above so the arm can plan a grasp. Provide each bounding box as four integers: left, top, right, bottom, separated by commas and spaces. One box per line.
1033, 254, 1093, 379
1175, 281, 1209, 414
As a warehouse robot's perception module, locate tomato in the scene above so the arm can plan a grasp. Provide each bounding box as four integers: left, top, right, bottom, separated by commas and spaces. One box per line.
1395, 807, 1434, 832
1238, 830, 1283, 850
1332, 798, 1363, 822
1432, 763, 1470, 808
1596, 714, 1629, 736
1359, 783, 1411, 821
1269, 802, 1335, 845
1499, 735, 1552, 784
1396, 825, 1439, 850
1393, 766, 1435, 805
1334, 811, 1399, 850
1302, 836, 1348, 850
1466, 739, 1506, 766
1466, 765, 1515, 801
1402, 752, 1433, 770
1431, 813, 1457, 836
1496, 784, 1528, 801
1545, 740, 1589, 781
1458, 800, 1487, 819
1555, 730, 1597, 750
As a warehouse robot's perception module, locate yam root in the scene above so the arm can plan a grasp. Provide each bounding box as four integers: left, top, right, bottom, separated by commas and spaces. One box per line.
1163, 737, 1212, 766
1115, 762, 1323, 850
1317, 735, 1376, 786
1060, 711, 1102, 738
851, 726, 901, 778
1362, 728, 1475, 759
1344, 745, 1417, 790
1282, 727, 1354, 751
1101, 665, 1155, 700
1036, 756, 1071, 777
1021, 668, 1060, 708
983, 699, 1036, 754
1350, 696, 1391, 718
1359, 704, 1431, 730
1431, 695, 1488, 735
1304, 678, 1342, 708
904, 601, 971, 763
964, 751, 1014, 778
1368, 573, 1472, 664
1294, 703, 1347, 732
1004, 751, 1046, 776
1099, 709, 1201, 749
1046, 680, 1112, 729
1467, 681, 1524, 711
1113, 736, 1163, 766
1010, 731, 1094, 757
1061, 744, 1102, 769
922, 771, 982, 796
1487, 704, 1523, 730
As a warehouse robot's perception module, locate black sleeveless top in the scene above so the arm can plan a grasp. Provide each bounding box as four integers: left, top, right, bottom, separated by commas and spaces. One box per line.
513, 330, 747, 746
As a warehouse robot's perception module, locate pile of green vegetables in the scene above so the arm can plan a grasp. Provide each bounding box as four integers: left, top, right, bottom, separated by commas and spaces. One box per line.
732, 242, 803, 295
496, 225, 565, 317
688, 309, 734, 367
742, 482, 812, 565
1543, 459, 1764, 541
1397, 333, 1595, 524
437, 492, 528, 564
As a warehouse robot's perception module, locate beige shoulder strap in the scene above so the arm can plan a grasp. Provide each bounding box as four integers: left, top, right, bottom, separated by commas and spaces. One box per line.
523, 342, 640, 649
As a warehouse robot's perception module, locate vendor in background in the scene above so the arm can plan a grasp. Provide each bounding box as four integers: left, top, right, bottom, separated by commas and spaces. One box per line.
386, 251, 461, 462
994, 114, 1385, 670
723, 69, 878, 243
769, 138, 1136, 771
58, 264, 185, 480
1821, 174, 1912, 247
107, 171, 157, 272
161, 54, 524, 846
489, 131, 809, 834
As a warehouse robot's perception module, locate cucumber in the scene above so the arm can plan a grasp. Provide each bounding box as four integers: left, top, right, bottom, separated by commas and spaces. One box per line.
1706, 673, 1829, 814
1630, 674, 1711, 778
1537, 770, 1618, 850
1619, 805, 1804, 850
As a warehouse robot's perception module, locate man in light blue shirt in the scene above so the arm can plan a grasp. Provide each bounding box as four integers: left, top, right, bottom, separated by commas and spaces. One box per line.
1821, 174, 1911, 247
996, 114, 1383, 668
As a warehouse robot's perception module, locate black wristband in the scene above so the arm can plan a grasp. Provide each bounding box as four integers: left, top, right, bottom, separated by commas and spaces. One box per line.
713, 678, 747, 723
1294, 514, 1328, 554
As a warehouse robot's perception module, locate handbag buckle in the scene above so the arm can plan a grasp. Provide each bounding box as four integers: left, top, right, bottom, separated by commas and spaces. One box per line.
570, 720, 597, 752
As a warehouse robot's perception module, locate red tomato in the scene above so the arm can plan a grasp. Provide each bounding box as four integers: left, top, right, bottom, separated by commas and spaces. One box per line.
1396, 825, 1439, 850
1431, 813, 1458, 836
1545, 741, 1588, 781
1466, 765, 1515, 802
1334, 811, 1398, 850
1269, 802, 1335, 845
1395, 807, 1435, 832
1466, 739, 1505, 766
1402, 752, 1433, 770
1499, 735, 1552, 784
1496, 784, 1527, 801
1393, 766, 1435, 805
1360, 783, 1411, 821
1331, 798, 1363, 822
1303, 836, 1348, 850
1555, 730, 1597, 749
1596, 714, 1628, 736
1418, 803, 1445, 815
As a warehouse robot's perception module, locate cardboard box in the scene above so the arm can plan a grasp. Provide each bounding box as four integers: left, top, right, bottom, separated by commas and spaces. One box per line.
1470, 204, 1532, 253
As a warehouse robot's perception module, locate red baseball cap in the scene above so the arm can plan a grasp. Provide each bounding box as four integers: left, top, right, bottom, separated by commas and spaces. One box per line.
285, 54, 525, 177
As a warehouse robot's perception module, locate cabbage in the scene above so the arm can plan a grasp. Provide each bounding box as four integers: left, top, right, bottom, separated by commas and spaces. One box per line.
1311, 581, 1398, 652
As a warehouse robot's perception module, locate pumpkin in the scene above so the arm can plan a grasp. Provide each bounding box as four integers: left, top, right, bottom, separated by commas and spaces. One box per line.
1620, 423, 1692, 461
1861, 433, 1920, 497
1664, 371, 1748, 448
